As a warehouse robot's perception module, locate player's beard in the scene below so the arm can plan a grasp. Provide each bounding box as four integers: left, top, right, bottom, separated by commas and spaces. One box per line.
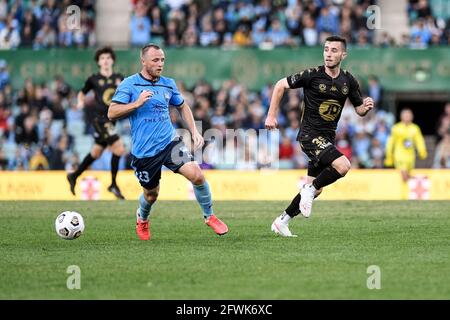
327, 59, 341, 70
146, 67, 161, 79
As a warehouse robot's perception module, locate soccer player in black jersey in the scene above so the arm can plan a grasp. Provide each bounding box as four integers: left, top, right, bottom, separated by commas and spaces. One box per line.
67, 47, 126, 199
265, 35, 374, 237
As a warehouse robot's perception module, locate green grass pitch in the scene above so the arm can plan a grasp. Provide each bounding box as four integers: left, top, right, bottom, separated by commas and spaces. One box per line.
0, 200, 449, 299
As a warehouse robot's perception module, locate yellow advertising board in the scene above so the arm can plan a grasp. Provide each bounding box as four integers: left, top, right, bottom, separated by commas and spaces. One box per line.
0, 170, 449, 201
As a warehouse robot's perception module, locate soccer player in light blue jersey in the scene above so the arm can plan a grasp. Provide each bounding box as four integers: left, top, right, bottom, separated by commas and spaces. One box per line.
108, 44, 228, 240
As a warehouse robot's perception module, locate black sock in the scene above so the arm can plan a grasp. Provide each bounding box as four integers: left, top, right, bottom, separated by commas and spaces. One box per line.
285, 193, 301, 217
111, 154, 120, 186
312, 166, 343, 189
74, 153, 95, 177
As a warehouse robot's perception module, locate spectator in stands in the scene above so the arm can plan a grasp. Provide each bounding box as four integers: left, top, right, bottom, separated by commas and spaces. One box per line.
336, 130, 353, 163
367, 75, 383, 110
33, 21, 56, 49
378, 31, 395, 48
15, 115, 39, 146
302, 13, 319, 46
316, 5, 340, 38
436, 102, 450, 142
279, 135, 294, 161
42, 0, 61, 30
267, 18, 294, 47
58, 14, 74, 47
0, 16, 20, 49
20, 10, 39, 47
433, 128, 450, 168
199, 18, 219, 47
410, 18, 432, 46
233, 24, 252, 47
29, 147, 49, 170
0, 59, 9, 89
8, 148, 29, 170
14, 102, 31, 136
49, 134, 70, 170
251, 21, 267, 47
0, 99, 11, 138
0, 148, 7, 169
370, 137, 385, 168
181, 24, 198, 47
149, 5, 166, 43
130, 0, 151, 47
352, 127, 372, 168
0, 0, 7, 21
212, 7, 228, 45
339, 5, 352, 42
285, 1, 302, 38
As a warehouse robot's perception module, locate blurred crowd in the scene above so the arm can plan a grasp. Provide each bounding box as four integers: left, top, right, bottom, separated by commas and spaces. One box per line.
130, 0, 450, 49
171, 75, 399, 170
0, 0, 96, 49
1, 1, 449, 171
2, 54, 448, 171
0, 60, 82, 170
1, 0, 449, 50
130, 0, 380, 48
403, 0, 450, 48
435, 102, 450, 168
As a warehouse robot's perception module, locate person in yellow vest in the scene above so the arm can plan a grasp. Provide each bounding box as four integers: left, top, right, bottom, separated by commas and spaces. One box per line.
29, 148, 49, 170
384, 108, 427, 199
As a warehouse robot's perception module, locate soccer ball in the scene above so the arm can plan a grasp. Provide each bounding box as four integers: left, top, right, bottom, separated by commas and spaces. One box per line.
55, 211, 85, 240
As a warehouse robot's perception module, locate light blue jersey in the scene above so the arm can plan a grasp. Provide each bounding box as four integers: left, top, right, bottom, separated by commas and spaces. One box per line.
111, 73, 184, 158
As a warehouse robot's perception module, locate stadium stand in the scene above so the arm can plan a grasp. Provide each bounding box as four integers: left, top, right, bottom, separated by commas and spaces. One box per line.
0, 0, 96, 49
0, 0, 449, 171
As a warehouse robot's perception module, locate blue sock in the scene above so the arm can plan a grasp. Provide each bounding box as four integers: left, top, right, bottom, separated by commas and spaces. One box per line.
193, 181, 213, 218
138, 193, 153, 221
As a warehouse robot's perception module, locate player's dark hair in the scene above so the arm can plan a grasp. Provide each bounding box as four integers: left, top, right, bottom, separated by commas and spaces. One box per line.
95, 47, 116, 63
141, 43, 162, 58
325, 35, 347, 50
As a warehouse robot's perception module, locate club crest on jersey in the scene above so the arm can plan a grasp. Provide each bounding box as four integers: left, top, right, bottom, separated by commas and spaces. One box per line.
98, 79, 105, 86
342, 85, 349, 95
319, 84, 326, 92
164, 91, 170, 102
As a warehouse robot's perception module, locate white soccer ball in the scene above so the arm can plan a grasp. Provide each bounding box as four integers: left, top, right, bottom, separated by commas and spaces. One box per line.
55, 211, 85, 240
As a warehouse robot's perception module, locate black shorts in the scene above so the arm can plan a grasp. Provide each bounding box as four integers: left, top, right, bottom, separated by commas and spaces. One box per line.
298, 134, 343, 177
93, 119, 120, 147
130, 138, 194, 190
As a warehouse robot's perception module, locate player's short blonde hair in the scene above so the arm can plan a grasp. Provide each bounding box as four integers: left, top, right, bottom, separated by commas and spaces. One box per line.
141, 44, 162, 59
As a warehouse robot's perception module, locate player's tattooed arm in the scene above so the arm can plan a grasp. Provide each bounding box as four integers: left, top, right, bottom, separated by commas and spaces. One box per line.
265, 78, 290, 130
355, 97, 374, 117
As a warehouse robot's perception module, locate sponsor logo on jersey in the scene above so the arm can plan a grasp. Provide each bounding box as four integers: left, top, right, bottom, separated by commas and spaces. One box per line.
319, 99, 342, 121
319, 83, 327, 92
